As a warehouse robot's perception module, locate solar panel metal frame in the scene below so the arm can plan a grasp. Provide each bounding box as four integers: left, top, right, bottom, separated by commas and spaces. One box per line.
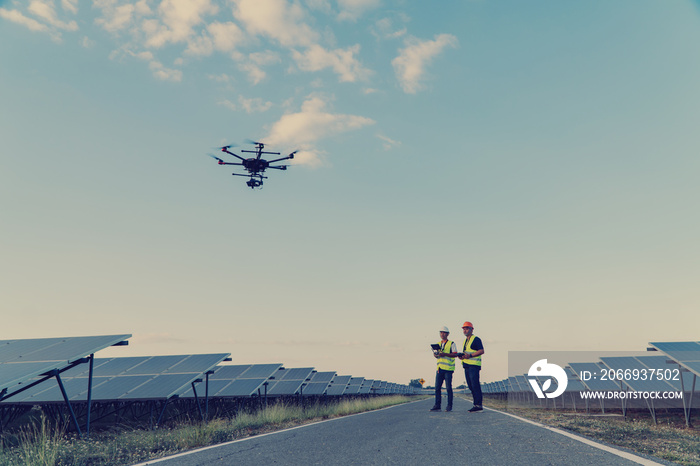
0, 334, 131, 401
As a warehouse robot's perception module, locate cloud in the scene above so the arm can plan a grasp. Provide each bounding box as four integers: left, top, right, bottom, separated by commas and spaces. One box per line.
238, 95, 273, 113
143, 0, 218, 48
0, 8, 51, 33
265, 95, 375, 165
185, 21, 245, 55
94, 0, 151, 33
118, 48, 182, 81
235, 51, 280, 84
392, 33, 457, 94
233, 0, 318, 47
337, 0, 380, 21
373, 17, 406, 39
208, 73, 233, 82
28, 0, 78, 31
80, 36, 95, 48
61, 0, 78, 15
218, 99, 237, 110
149, 60, 183, 81
376, 133, 400, 150
291, 44, 370, 82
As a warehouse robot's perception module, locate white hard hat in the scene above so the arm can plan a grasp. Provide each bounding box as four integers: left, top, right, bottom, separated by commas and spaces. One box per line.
440, 326, 449, 333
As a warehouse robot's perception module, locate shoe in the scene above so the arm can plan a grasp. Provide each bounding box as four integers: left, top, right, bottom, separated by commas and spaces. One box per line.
445, 407, 452, 412
468, 406, 483, 412
429, 406, 441, 411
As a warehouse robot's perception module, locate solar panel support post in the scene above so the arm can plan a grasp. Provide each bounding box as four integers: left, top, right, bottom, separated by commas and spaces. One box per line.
678, 365, 696, 427
205, 371, 212, 421
191, 381, 204, 421
85, 353, 94, 438
53, 370, 83, 437
156, 397, 172, 428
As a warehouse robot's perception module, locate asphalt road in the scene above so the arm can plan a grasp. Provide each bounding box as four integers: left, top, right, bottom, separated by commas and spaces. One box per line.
139, 397, 666, 465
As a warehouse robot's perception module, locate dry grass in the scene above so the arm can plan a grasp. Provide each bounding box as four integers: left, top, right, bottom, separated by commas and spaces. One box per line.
0, 396, 422, 466
472, 396, 700, 465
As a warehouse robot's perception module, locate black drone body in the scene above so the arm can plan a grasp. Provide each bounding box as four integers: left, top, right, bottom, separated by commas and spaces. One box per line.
209, 142, 296, 189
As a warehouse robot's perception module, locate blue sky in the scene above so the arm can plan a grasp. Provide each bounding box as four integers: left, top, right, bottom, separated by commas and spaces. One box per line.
2, 0, 699, 385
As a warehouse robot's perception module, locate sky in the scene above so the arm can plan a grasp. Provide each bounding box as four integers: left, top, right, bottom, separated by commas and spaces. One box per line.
2, 0, 700, 387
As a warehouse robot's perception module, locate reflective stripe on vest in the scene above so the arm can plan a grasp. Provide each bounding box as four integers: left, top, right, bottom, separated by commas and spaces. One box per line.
462, 335, 482, 367
437, 340, 455, 371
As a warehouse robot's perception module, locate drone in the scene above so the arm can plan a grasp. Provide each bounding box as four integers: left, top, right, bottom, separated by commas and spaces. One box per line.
209, 141, 296, 189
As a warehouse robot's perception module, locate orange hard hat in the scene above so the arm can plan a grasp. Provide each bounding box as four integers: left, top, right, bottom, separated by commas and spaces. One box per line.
462, 321, 473, 328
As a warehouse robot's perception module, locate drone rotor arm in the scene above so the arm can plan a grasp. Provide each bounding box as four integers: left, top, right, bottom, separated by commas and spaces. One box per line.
266, 154, 294, 164
221, 148, 246, 161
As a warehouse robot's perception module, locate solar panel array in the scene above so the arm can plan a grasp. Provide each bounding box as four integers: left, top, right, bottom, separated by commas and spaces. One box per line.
8, 354, 230, 403
480, 340, 699, 426
0, 332, 419, 434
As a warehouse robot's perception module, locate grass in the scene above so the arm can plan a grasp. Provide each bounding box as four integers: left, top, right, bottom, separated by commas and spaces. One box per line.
0, 396, 423, 466
472, 396, 700, 466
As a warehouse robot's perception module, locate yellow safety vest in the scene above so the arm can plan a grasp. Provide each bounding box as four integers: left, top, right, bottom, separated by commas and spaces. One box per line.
436, 340, 455, 371
462, 335, 482, 367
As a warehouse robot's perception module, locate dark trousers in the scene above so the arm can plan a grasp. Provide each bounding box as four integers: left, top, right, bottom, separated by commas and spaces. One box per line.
434, 368, 453, 408
464, 364, 482, 406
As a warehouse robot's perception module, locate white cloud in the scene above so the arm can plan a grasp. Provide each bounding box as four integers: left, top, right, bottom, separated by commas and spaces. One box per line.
239, 62, 266, 84
238, 95, 273, 113
218, 99, 237, 110
61, 0, 78, 15
362, 87, 379, 94
392, 34, 457, 94
80, 36, 95, 48
143, 0, 218, 48
233, 0, 318, 47
28, 0, 78, 31
149, 60, 183, 81
234, 51, 280, 84
0, 8, 51, 33
208, 73, 233, 82
337, 0, 380, 21
373, 17, 406, 39
292, 44, 370, 82
265, 95, 375, 165
94, 2, 138, 33
186, 21, 245, 56
376, 133, 400, 150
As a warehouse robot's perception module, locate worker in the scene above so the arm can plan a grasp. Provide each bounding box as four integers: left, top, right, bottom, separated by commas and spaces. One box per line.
459, 321, 485, 412
430, 326, 457, 412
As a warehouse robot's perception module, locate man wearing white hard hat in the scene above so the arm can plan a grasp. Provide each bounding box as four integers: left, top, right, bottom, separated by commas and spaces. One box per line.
430, 326, 457, 412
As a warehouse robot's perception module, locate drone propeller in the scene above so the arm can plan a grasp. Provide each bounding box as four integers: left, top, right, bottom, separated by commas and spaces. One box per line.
289, 150, 298, 159
244, 138, 265, 147
208, 154, 225, 164
218, 142, 238, 150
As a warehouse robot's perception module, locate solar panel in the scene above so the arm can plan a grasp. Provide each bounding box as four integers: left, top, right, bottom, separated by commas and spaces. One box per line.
179, 364, 283, 398
0, 334, 131, 401
564, 366, 587, 392
326, 375, 351, 395
6, 353, 230, 403
301, 372, 336, 396
649, 341, 700, 377
266, 368, 314, 396
242, 364, 284, 379
343, 377, 363, 395
357, 379, 373, 394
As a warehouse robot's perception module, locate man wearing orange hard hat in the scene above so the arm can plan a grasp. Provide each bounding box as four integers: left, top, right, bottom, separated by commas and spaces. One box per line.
458, 321, 485, 412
